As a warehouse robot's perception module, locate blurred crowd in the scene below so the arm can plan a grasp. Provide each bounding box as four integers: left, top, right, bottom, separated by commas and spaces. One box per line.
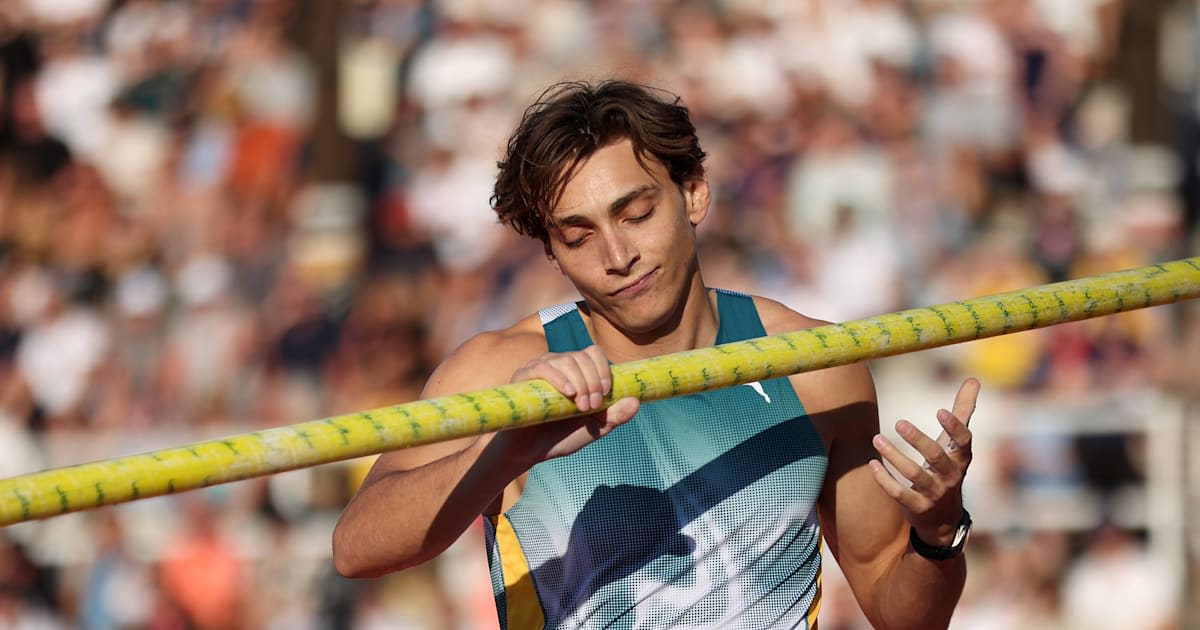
0, 0, 1198, 628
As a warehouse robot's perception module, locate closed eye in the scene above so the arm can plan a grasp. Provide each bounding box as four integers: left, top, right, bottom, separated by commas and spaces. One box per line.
628, 207, 654, 223
563, 232, 590, 248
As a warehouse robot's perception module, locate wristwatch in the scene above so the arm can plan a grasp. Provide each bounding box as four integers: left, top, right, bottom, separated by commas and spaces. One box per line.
909, 509, 972, 560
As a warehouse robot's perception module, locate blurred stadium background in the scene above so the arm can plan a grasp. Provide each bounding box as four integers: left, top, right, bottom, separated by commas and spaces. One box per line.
0, 0, 1198, 628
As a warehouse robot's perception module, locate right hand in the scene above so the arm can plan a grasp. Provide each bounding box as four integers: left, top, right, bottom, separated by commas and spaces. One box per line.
494, 345, 640, 465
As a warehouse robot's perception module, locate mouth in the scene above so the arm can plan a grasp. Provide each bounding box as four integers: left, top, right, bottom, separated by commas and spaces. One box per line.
611, 268, 657, 297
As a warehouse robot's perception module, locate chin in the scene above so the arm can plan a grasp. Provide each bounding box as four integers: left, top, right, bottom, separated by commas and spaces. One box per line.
586, 278, 686, 333
611, 302, 679, 337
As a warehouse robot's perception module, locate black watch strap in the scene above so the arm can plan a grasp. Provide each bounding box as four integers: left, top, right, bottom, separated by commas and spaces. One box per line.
909, 509, 972, 561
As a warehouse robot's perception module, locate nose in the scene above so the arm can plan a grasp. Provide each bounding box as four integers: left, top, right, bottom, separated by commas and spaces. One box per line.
602, 231, 638, 275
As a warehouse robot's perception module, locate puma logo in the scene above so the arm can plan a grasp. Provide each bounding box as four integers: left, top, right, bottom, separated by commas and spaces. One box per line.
744, 381, 771, 404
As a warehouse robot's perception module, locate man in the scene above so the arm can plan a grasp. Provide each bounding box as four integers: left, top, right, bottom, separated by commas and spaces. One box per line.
333, 80, 979, 629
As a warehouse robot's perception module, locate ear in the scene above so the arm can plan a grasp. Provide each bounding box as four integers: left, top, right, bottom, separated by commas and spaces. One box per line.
683, 177, 711, 226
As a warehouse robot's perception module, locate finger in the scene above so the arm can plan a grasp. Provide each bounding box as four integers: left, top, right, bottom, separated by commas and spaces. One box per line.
562, 355, 603, 412
515, 359, 576, 398
604, 397, 640, 425
571, 348, 608, 410
895, 420, 955, 476
532, 358, 592, 411
873, 433, 934, 490
582, 345, 614, 395
867, 459, 927, 510
930, 377, 980, 448
581, 397, 639, 439
935, 408, 972, 457
951, 378, 980, 428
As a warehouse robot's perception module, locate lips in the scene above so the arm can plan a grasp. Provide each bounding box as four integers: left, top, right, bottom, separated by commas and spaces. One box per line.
611, 268, 657, 297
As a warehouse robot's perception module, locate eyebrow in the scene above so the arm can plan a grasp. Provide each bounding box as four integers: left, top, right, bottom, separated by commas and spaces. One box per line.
553, 184, 659, 228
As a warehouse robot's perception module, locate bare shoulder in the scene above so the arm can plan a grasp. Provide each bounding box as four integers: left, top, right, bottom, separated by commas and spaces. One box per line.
361, 314, 550, 481
423, 313, 550, 398
748, 294, 828, 336
747, 295, 878, 440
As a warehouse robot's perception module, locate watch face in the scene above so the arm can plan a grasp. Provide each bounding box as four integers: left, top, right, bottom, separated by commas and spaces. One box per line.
951, 523, 970, 548
951, 511, 972, 549
910, 510, 972, 560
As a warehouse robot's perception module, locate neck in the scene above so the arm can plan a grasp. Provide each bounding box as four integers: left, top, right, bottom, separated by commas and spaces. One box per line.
586, 275, 719, 364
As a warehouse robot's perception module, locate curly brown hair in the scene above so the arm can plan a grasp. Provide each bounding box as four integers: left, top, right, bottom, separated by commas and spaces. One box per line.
491, 80, 707, 245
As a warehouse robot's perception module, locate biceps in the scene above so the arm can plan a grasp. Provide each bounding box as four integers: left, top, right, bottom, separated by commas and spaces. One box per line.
819, 458, 908, 589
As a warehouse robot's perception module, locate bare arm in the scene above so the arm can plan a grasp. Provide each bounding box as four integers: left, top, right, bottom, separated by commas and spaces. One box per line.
865, 378, 977, 629
330, 331, 530, 579
810, 365, 977, 629
757, 297, 977, 629
331, 327, 639, 578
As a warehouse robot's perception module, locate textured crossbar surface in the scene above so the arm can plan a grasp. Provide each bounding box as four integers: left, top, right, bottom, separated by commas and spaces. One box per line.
1, 257, 1197, 526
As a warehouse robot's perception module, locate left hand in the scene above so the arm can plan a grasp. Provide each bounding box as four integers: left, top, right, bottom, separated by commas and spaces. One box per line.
868, 377, 980, 547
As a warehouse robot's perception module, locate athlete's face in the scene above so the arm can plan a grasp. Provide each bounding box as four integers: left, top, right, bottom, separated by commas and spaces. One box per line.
546, 139, 710, 336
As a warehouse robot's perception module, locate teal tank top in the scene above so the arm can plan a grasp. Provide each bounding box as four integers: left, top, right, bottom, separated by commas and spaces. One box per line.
483, 290, 828, 629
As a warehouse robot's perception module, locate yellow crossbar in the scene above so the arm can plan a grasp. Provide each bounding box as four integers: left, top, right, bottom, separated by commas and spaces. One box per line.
1, 257, 1198, 526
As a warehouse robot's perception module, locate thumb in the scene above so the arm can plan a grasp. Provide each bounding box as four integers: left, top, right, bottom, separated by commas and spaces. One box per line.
604, 397, 640, 425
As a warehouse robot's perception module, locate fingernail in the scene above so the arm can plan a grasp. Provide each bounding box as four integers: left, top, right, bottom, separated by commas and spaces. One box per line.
601, 377, 612, 393
872, 434, 886, 449
591, 392, 603, 408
